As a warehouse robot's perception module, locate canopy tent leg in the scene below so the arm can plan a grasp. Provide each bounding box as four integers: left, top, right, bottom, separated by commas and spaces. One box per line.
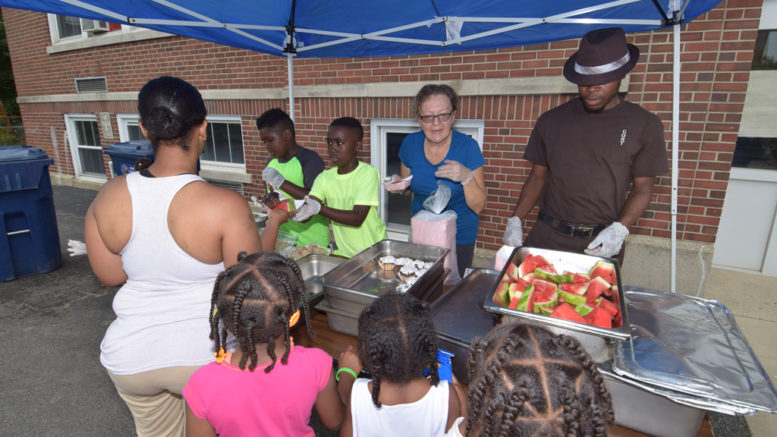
287, 54, 295, 121
671, 22, 681, 293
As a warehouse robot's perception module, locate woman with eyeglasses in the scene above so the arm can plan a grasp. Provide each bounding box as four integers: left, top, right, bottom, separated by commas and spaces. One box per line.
398, 84, 486, 276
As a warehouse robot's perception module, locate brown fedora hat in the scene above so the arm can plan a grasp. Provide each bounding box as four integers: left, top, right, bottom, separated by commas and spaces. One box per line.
563, 27, 639, 86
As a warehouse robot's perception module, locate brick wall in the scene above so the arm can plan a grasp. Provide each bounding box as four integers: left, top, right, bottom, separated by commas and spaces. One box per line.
1, 0, 763, 250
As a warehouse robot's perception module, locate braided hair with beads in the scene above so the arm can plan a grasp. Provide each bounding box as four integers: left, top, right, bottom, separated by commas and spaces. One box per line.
209, 251, 314, 372
464, 323, 614, 437
356, 293, 441, 407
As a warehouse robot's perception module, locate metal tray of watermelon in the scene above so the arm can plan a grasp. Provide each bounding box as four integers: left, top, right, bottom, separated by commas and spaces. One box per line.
483, 247, 630, 343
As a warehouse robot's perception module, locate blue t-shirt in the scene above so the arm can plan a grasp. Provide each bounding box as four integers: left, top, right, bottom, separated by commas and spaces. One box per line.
398, 130, 485, 245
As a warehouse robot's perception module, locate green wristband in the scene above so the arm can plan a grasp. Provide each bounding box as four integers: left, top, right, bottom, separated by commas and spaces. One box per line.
336, 367, 358, 382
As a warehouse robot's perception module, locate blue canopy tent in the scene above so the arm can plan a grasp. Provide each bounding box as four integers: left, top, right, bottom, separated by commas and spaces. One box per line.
0, 0, 725, 291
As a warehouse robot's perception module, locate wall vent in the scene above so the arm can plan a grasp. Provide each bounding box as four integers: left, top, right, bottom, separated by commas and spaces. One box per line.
75, 77, 108, 93
205, 179, 244, 195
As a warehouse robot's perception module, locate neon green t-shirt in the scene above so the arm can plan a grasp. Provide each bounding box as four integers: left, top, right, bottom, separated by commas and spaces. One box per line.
267, 147, 329, 248
309, 162, 387, 258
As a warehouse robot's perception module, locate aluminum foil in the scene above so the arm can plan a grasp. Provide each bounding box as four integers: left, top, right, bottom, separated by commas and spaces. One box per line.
612, 287, 777, 414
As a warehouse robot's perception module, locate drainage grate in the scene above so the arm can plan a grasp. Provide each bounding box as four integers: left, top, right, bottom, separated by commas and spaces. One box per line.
75, 77, 108, 93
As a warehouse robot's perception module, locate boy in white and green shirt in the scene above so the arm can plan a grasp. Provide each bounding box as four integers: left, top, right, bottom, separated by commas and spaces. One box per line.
297, 117, 386, 258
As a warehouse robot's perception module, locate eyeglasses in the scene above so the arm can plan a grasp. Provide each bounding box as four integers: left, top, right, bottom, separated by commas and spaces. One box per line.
419, 112, 453, 124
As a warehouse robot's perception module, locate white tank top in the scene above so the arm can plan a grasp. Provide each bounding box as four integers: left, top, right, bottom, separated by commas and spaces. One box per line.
100, 172, 225, 375
350, 378, 450, 437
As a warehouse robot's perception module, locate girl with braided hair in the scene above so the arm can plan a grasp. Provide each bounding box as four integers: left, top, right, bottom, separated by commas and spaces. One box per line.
183, 251, 344, 436
445, 322, 614, 437
337, 293, 462, 437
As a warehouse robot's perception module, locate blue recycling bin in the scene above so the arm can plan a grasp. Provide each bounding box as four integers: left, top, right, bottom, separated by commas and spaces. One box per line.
0, 146, 62, 281
103, 139, 155, 176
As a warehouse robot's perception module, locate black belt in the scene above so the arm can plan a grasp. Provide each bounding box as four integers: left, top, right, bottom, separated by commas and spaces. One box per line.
537, 212, 606, 238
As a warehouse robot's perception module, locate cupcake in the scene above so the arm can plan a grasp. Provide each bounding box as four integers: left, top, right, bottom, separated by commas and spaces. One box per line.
378, 255, 397, 272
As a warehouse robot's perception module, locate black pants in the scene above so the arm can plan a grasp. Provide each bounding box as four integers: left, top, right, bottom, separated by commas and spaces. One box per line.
456, 242, 476, 277
525, 220, 625, 267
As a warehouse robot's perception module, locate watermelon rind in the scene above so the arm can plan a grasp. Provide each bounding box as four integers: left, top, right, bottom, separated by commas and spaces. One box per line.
574, 303, 595, 316
589, 260, 616, 285
559, 289, 587, 306
533, 290, 559, 314
496, 280, 511, 306
516, 284, 534, 312
534, 267, 574, 284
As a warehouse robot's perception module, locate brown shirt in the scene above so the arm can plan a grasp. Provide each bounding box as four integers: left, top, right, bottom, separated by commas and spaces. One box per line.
524, 98, 668, 225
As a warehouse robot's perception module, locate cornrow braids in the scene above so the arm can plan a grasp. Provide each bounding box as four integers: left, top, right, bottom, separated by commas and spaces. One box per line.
356, 293, 440, 407
465, 323, 614, 437
209, 251, 314, 371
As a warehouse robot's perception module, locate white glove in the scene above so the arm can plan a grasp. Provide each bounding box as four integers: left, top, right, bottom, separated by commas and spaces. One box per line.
584, 222, 629, 258
503, 217, 523, 247
262, 167, 285, 190
292, 196, 321, 222
67, 239, 87, 257
250, 195, 271, 214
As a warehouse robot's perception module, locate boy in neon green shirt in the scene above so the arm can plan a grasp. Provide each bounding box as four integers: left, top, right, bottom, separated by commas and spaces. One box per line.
257, 108, 329, 248
296, 117, 386, 258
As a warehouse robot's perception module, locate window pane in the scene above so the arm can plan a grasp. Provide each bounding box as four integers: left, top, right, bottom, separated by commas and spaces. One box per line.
386, 132, 412, 226
56, 15, 82, 39
202, 121, 245, 164
228, 123, 244, 164
127, 124, 143, 141
75, 120, 100, 146
753, 30, 777, 70
78, 147, 104, 174
732, 137, 777, 170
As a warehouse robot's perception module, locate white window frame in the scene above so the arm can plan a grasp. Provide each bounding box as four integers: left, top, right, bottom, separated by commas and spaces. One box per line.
65, 114, 106, 183
201, 115, 247, 175
116, 114, 142, 142
47, 14, 131, 44
370, 118, 485, 241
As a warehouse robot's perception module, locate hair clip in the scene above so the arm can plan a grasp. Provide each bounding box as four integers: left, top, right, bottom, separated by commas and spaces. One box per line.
214, 347, 227, 364
289, 309, 301, 328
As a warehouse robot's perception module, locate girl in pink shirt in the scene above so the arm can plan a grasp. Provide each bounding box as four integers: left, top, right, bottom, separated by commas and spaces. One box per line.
183, 252, 344, 436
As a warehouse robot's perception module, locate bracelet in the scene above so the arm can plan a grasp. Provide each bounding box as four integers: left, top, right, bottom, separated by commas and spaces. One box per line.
336, 367, 358, 382
461, 172, 474, 186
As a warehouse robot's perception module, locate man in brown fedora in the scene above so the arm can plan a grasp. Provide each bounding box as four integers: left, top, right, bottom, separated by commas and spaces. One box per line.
503, 27, 668, 264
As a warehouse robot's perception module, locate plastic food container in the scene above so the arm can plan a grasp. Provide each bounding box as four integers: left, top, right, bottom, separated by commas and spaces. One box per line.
482, 247, 629, 363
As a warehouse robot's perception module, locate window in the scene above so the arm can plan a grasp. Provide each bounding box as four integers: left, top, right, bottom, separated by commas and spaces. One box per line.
753, 30, 777, 70
65, 114, 105, 181
202, 116, 245, 170
732, 137, 777, 170
117, 114, 144, 142
48, 14, 122, 44
370, 119, 485, 241
118, 114, 247, 173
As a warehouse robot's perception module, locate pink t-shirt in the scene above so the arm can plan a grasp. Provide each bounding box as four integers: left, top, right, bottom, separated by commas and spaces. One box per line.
183, 346, 332, 437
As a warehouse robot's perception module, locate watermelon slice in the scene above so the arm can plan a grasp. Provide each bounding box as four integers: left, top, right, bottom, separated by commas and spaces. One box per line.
517, 254, 551, 277
560, 282, 589, 296
589, 260, 616, 285
574, 303, 595, 317
571, 272, 591, 284
521, 272, 540, 283
584, 307, 613, 329
549, 302, 587, 324
532, 282, 559, 314
508, 295, 521, 309
508, 282, 526, 300
515, 284, 535, 313
505, 263, 521, 281
559, 289, 587, 306
596, 298, 619, 318
586, 277, 611, 303
495, 279, 512, 306
534, 266, 574, 284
